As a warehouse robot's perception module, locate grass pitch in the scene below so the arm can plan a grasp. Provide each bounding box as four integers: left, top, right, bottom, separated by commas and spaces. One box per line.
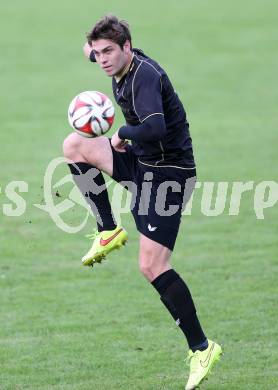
1, 1, 277, 389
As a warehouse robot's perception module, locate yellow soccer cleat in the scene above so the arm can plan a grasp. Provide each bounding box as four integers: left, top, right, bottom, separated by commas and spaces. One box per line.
185, 339, 222, 390
82, 226, 128, 266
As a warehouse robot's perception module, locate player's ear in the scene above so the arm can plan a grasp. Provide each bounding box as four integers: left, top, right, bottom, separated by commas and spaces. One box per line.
123, 40, 131, 54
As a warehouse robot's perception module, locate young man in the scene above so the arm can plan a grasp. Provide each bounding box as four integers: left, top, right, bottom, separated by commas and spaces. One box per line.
63, 15, 222, 389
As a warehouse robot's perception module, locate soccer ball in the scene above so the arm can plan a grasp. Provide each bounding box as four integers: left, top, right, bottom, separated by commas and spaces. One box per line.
68, 91, 115, 137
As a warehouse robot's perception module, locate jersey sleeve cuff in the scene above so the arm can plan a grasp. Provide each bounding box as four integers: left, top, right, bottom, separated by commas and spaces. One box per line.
118, 126, 128, 140
89, 51, 96, 62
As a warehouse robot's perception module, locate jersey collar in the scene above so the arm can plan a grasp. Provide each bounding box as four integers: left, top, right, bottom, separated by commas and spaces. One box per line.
115, 53, 134, 83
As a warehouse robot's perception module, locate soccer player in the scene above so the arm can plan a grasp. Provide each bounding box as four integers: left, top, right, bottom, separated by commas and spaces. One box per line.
63, 15, 222, 389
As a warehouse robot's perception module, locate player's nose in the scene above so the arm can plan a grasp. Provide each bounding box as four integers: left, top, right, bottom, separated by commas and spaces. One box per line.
99, 53, 108, 65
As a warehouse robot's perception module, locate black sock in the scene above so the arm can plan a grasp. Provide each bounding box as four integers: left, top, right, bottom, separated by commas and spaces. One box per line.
68, 162, 116, 232
152, 269, 207, 351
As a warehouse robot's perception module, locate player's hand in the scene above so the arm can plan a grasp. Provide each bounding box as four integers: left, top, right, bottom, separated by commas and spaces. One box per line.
83, 42, 93, 59
111, 130, 128, 153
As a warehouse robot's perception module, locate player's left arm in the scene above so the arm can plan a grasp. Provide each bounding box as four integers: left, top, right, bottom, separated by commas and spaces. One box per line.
118, 115, 166, 142
118, 65, 166, 142
111, 132, 129, 152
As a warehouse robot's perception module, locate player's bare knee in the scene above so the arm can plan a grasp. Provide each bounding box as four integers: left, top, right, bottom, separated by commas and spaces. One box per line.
139, 253, 156, 279
139, 265, 153, 281
63, 132, 82, 160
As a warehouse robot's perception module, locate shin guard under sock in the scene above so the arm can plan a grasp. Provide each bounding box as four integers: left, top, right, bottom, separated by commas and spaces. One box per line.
68, 162, 116, 232
152, 269, 207, 350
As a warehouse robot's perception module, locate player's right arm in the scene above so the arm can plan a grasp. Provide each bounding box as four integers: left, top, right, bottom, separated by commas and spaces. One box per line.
83, 42, 96, 62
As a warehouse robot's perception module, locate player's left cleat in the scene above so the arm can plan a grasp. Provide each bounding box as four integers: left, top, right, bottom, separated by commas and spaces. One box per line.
185, 339, 222, 390
82, 226, 128, 267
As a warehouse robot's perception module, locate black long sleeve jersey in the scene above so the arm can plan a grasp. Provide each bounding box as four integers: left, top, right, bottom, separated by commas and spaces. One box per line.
90, 49, 195, 168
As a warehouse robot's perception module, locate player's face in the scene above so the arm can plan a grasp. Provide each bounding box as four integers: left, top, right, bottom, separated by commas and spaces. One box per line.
91, 39, 131, 77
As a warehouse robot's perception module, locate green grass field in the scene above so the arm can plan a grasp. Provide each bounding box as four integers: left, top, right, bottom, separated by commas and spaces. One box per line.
1, 0, 277, 389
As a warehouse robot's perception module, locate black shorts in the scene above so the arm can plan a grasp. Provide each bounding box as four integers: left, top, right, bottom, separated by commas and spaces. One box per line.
110, 143, 196, 251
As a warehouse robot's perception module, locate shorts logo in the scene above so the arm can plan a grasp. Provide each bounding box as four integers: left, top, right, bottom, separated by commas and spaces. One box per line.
148, 224, 157, 232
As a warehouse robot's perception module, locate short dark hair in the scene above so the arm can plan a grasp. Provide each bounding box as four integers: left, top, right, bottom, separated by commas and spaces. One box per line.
87, 15, 132, 49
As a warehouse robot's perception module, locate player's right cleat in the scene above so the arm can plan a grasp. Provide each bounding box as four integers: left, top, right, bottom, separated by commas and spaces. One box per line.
185, 339, 222, 390
82, 226, 128, 266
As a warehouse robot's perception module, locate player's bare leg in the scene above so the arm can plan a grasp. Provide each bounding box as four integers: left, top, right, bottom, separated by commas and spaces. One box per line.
63, 132, 113, 176
138, 234, 172, 282
63, 133, 127, 266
